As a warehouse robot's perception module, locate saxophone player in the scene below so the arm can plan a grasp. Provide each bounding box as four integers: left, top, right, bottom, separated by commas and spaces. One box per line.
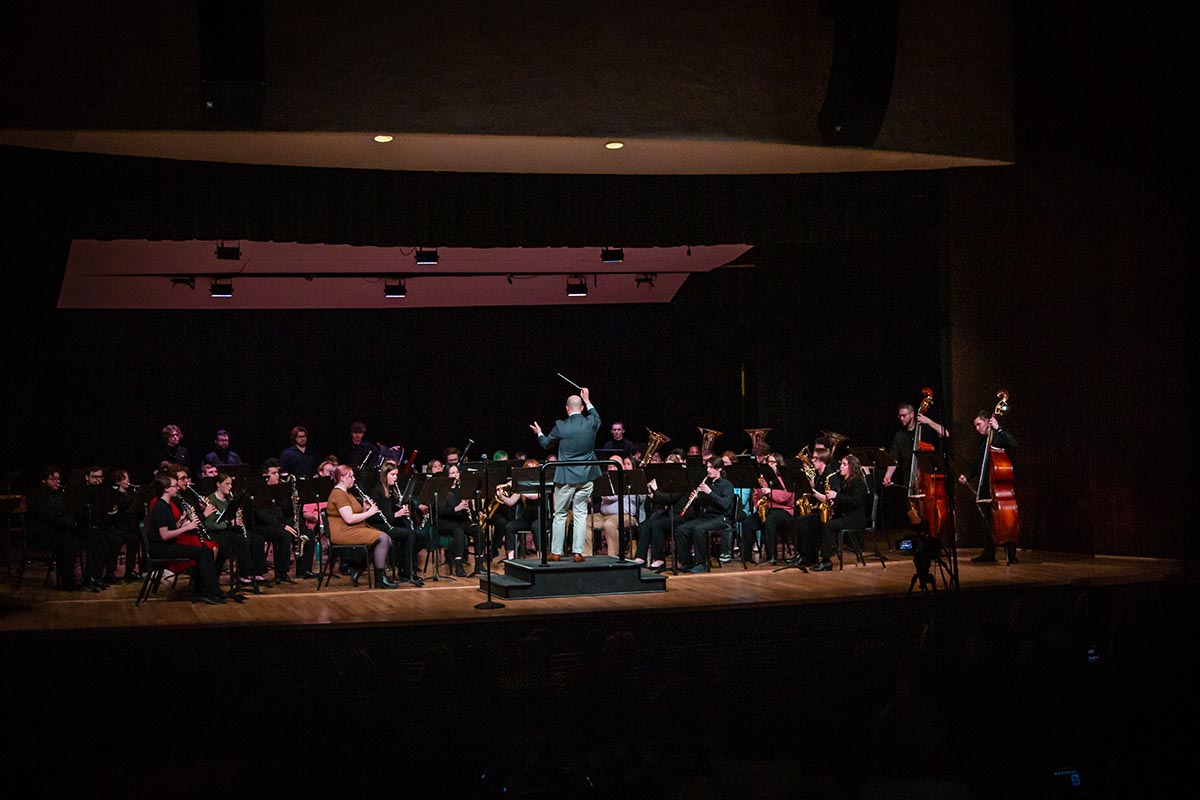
748, 453, 795, 565
812, 455, 870, 572
673, 457, 734, 573
793, 451, 838, 567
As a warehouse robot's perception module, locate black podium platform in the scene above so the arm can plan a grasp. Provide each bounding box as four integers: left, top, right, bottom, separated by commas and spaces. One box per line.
478, 556, 666, 599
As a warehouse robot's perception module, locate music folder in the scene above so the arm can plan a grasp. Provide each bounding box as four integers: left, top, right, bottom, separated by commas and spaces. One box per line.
643, 463, 690, 494
721, 460, 761, 490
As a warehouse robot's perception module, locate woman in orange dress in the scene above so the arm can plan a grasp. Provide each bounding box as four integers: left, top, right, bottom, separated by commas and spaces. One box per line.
327, 465, 398, 588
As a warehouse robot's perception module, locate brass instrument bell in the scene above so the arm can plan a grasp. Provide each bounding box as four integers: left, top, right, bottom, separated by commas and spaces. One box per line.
697, 427, 723, 453
639, 429, 671, 467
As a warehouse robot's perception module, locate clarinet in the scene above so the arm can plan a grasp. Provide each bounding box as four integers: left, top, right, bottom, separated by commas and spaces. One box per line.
351, 483, 391, 528
679, 475, 713, 518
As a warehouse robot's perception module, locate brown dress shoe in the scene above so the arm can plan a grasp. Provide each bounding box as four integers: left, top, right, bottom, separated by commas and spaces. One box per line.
573, 553, 585, 563
548, 553, 562, 562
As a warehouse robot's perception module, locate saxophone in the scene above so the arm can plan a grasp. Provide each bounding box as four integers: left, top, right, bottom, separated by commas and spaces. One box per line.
794, 447, 818, 515
755, 475, 770, 523
482, 480, 514, 526
819, 475, 834, 523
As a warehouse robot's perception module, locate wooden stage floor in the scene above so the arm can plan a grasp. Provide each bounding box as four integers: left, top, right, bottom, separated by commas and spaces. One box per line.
0, 547, 1182, 634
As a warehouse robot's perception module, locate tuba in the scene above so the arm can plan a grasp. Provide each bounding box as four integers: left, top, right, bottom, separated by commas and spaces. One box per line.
820, 430, 849, 458
639, 429, 671, 467
745, 428, 772, 453
697, 427, 723, 453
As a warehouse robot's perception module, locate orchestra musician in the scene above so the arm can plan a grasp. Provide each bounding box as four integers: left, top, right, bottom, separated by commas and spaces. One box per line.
280, 425, 320, 480
633, 463, 691, 572
147, 473, 225, 604
532, 386, 602, 563
586, 454, 644, 558
28, 466, 94, 591
750, 453, 795, 565
369, 462, 425, 586
202, 429, 243, 472
67, 465, 114, 589
252, 459, 296, 584
105, 468, 142, 582
882, 402, 949, 529
157, 424, 191, 476
202, 472, 266, 585
494, 458, 545, 559
674, 457, 734, 573
959, 411, 1018, 564
327, 465, 399, 588
811, 455, 869, 572
338, 421, 381, 472
792, 451, 839, 567
435, 463, 477, 577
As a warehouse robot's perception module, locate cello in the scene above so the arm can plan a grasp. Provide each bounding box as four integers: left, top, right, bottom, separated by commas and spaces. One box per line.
906, 388, 950, 538
975, 390, 1019, 546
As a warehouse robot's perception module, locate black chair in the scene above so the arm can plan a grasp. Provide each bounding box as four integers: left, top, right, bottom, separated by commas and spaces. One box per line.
14, 532, 58, 589
135, 523, 185, 606
317, 538, 372, 590
835, 490, 887, 570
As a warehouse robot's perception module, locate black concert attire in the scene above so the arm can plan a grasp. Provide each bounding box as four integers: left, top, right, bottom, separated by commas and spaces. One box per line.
636, 488, 689, 565
794, 463, 839, 564
601, 438, 638, 457
251, 485, 295, 581
369, 483, 427, 580
434, 485, 475, 572
338, 440, 381, 472
280, 444, 320, 480
964, 427, 1017, 558
64, 482, 112, 587
673, 475, 734, 572
500, 493, 545, 556
202, 448, 243, 470
202, 491, 265, 580
147, 496, 222, 599
885, 424, 942, 528
106, 484, 142, 580
27, 484, 85, 589
819, 474, 868, 563
158, 443, 191, 475
745, 478, 795, 565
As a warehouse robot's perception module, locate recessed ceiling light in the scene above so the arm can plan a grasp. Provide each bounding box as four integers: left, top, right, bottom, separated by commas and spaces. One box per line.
374, 134, 394, 143
604, 141, 624, 150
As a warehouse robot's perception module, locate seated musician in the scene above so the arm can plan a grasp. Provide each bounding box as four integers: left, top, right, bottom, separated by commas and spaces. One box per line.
327, 465, 398, 588
793, 451, 839, 567
203, 472, 266, 585
587, 455, 645, 558
70, 465, 114, 589
720, 450, 753, 563
106, 468, 143, 582
673, 457, 734, 574
495, 458, 544, 559
436, 463, 477, 577
280, 425, 320, 480
369, 462, 425, 586
147, 474, 225, 604
812, 455, 869, 572
634, 469, 691, 572
253, 459, 296, 584
27, 466, 93, 591
749, 452, 795, 565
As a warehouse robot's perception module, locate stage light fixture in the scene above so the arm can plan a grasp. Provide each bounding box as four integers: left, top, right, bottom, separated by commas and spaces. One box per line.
210, 278, 234, 298
566, 276, 588, 297
635, 272, 657, 288
600, 248, 624, 263
415, 248, 439, 265
384, 278, 407, 298
215, 242, 241, 261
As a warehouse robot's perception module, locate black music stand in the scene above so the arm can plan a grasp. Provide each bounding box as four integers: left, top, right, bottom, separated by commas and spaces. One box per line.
297, 476, 333, 575
419, 476, 455, 581
508, 467, 546, 557
623, 468, 648, 562
644, 463, 690, 573
772, 465, 812, 573
474, 465, 506, 608
722, 460, 760, 566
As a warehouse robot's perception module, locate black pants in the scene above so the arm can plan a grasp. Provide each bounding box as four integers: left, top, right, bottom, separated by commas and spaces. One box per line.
149, 541, 221, 598
795, 512, 824, 562
636, 512, 673, 562
674, 516, 727, 567
253, 523, 293, 578
435, 519, 469, 560
102, 523, 140, 578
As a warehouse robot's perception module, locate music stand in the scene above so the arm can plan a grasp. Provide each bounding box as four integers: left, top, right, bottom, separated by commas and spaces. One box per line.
644, 463, 690, 573
772, 465, 812, 573
297, 476, 333, 575
419, 476, 455, 581
721, 460, 762, 568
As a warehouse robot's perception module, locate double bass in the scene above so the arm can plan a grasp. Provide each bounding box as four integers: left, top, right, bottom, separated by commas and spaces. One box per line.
975, 390, 1019, 545
907, 388, 950, 538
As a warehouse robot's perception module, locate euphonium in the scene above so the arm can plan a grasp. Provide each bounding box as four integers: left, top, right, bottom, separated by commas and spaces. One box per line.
697, 427, 723, 453
639, 429, 670, 467
745, 428, 772, 451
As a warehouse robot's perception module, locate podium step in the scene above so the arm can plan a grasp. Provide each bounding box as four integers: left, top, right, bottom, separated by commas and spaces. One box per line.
477, 556, 667, 599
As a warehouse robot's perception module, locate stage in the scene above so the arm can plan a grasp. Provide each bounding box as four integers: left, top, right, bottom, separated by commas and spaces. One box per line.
0, 547, 1181, 633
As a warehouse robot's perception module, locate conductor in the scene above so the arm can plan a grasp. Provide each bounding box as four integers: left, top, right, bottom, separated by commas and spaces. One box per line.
531, 386, 601, 562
